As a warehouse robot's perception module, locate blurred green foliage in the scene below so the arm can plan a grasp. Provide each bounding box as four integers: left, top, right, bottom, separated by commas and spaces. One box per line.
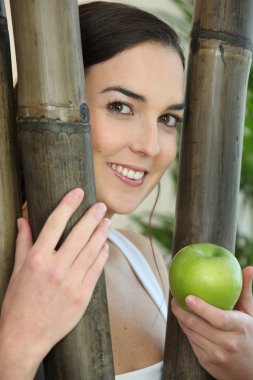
133, 0, 253, 267
242, 68, 253, 203
237, 67, 253, 266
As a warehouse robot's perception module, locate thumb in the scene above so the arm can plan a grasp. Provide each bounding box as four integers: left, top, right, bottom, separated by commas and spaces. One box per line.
234, 266, 253, 316
13, 218, 33, 275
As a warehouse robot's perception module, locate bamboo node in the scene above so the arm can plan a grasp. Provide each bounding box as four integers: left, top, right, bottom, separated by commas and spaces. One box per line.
80, 103, 90, 123
191, 20, 253, 52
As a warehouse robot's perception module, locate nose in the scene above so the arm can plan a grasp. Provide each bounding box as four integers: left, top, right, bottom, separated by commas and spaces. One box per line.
129, 119, 160, 157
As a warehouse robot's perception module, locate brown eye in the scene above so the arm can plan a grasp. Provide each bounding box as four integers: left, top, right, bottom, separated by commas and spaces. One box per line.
159, 114, 179, 128
107, 102, 133, 115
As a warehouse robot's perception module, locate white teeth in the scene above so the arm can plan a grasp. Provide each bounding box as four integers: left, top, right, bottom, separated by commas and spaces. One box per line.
134, 171, 143, 180
109, 163, 145, 180
122, 168, 128, 176
127, 170, 135, 179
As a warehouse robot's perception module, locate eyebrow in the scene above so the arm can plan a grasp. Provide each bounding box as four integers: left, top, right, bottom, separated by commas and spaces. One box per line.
101, 86, 146, 102
101, 85, 185, 111
166, 103, 185, 111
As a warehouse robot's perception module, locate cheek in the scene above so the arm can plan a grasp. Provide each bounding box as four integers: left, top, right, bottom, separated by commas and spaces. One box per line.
158, 134, 177, 169
91, 127, 103, 152
90, 114, 109, 153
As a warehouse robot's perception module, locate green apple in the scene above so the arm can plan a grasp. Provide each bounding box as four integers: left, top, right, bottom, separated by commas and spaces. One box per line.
169, 243, 243, 311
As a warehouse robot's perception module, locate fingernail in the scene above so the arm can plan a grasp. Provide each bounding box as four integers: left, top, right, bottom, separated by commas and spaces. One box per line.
186, 295, 196, 307
72, 188, 84, 200
98, 203, 107, 215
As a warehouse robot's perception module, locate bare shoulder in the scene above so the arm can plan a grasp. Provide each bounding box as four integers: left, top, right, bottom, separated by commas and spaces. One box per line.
117, 229, 169, 298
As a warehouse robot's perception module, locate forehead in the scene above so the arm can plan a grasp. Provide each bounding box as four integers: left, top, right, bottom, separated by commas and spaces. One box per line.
86, 42, 184, 104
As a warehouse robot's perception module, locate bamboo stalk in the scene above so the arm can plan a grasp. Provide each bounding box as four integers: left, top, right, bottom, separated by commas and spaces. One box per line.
163, 1, 253, 379
10, 1, 114, 379
0, 0, 21, 306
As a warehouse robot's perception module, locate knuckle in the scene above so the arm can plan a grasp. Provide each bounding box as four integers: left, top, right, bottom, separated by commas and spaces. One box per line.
48, 267, 65, 285
237, 319, 248, 335
73, 291, 86, 307
185, 315, 196, 330
209, 349, 226, 365
28, 251, 44, 272
216, 313, 230, 330
224, 339, 238, 354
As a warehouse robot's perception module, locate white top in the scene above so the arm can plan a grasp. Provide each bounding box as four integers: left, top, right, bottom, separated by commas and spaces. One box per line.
108, 229, 167, 380
115, 361, 163, 380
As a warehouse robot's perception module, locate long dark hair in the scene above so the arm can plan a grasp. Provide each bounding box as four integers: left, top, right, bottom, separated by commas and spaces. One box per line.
79, 1, 185, 69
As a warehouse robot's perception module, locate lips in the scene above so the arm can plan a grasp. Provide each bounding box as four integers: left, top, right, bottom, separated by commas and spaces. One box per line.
107, 162, 147, 186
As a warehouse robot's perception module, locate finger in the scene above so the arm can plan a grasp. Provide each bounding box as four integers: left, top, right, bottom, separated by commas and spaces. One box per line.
234, 266, 253, 315
58, 203, 107, 266
179, 319, 219, 354
171, 298, 228, 345
82, 242, 109, 288
13, 218, 33, 275
182, 296, 236, 331
171, 298, 211, 335
71, 218, 111, 279
34, 188, 84, 253
77, 244, 109, 312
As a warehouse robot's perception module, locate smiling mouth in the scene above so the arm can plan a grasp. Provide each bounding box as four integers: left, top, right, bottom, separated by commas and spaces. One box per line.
107, 163, 146, 180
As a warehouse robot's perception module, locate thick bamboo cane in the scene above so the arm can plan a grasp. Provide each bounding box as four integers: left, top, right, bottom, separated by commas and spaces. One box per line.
10, 1, 114, 379
0, 0, 21, 306
163, 1, 253, 379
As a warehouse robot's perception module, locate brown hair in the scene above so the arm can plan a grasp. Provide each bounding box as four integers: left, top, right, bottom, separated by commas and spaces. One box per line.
79, 1, 185, 70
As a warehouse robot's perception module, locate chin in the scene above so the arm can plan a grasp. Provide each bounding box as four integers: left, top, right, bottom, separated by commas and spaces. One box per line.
96, 183, 154, 216
102, 195, 144, 216
107, 203, 139, 216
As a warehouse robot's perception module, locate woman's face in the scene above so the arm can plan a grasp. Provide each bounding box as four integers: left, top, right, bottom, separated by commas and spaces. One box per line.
86, 42, 184, 217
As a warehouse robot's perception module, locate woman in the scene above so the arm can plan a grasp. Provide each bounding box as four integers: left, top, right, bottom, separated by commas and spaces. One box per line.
0, 2, 253, 380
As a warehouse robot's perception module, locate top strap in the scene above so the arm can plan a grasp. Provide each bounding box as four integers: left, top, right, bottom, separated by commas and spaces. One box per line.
108, 229, 168, 321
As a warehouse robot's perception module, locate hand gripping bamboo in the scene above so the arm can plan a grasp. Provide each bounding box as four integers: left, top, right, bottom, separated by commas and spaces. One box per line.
10, 0, 114, 379
163, 1, 253, 379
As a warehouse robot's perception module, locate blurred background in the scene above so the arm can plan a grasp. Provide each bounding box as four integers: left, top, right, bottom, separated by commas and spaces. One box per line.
5, 0, 253, 266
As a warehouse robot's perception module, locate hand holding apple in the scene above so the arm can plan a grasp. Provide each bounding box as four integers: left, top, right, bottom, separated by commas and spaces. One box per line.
169, 243, 243, 311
